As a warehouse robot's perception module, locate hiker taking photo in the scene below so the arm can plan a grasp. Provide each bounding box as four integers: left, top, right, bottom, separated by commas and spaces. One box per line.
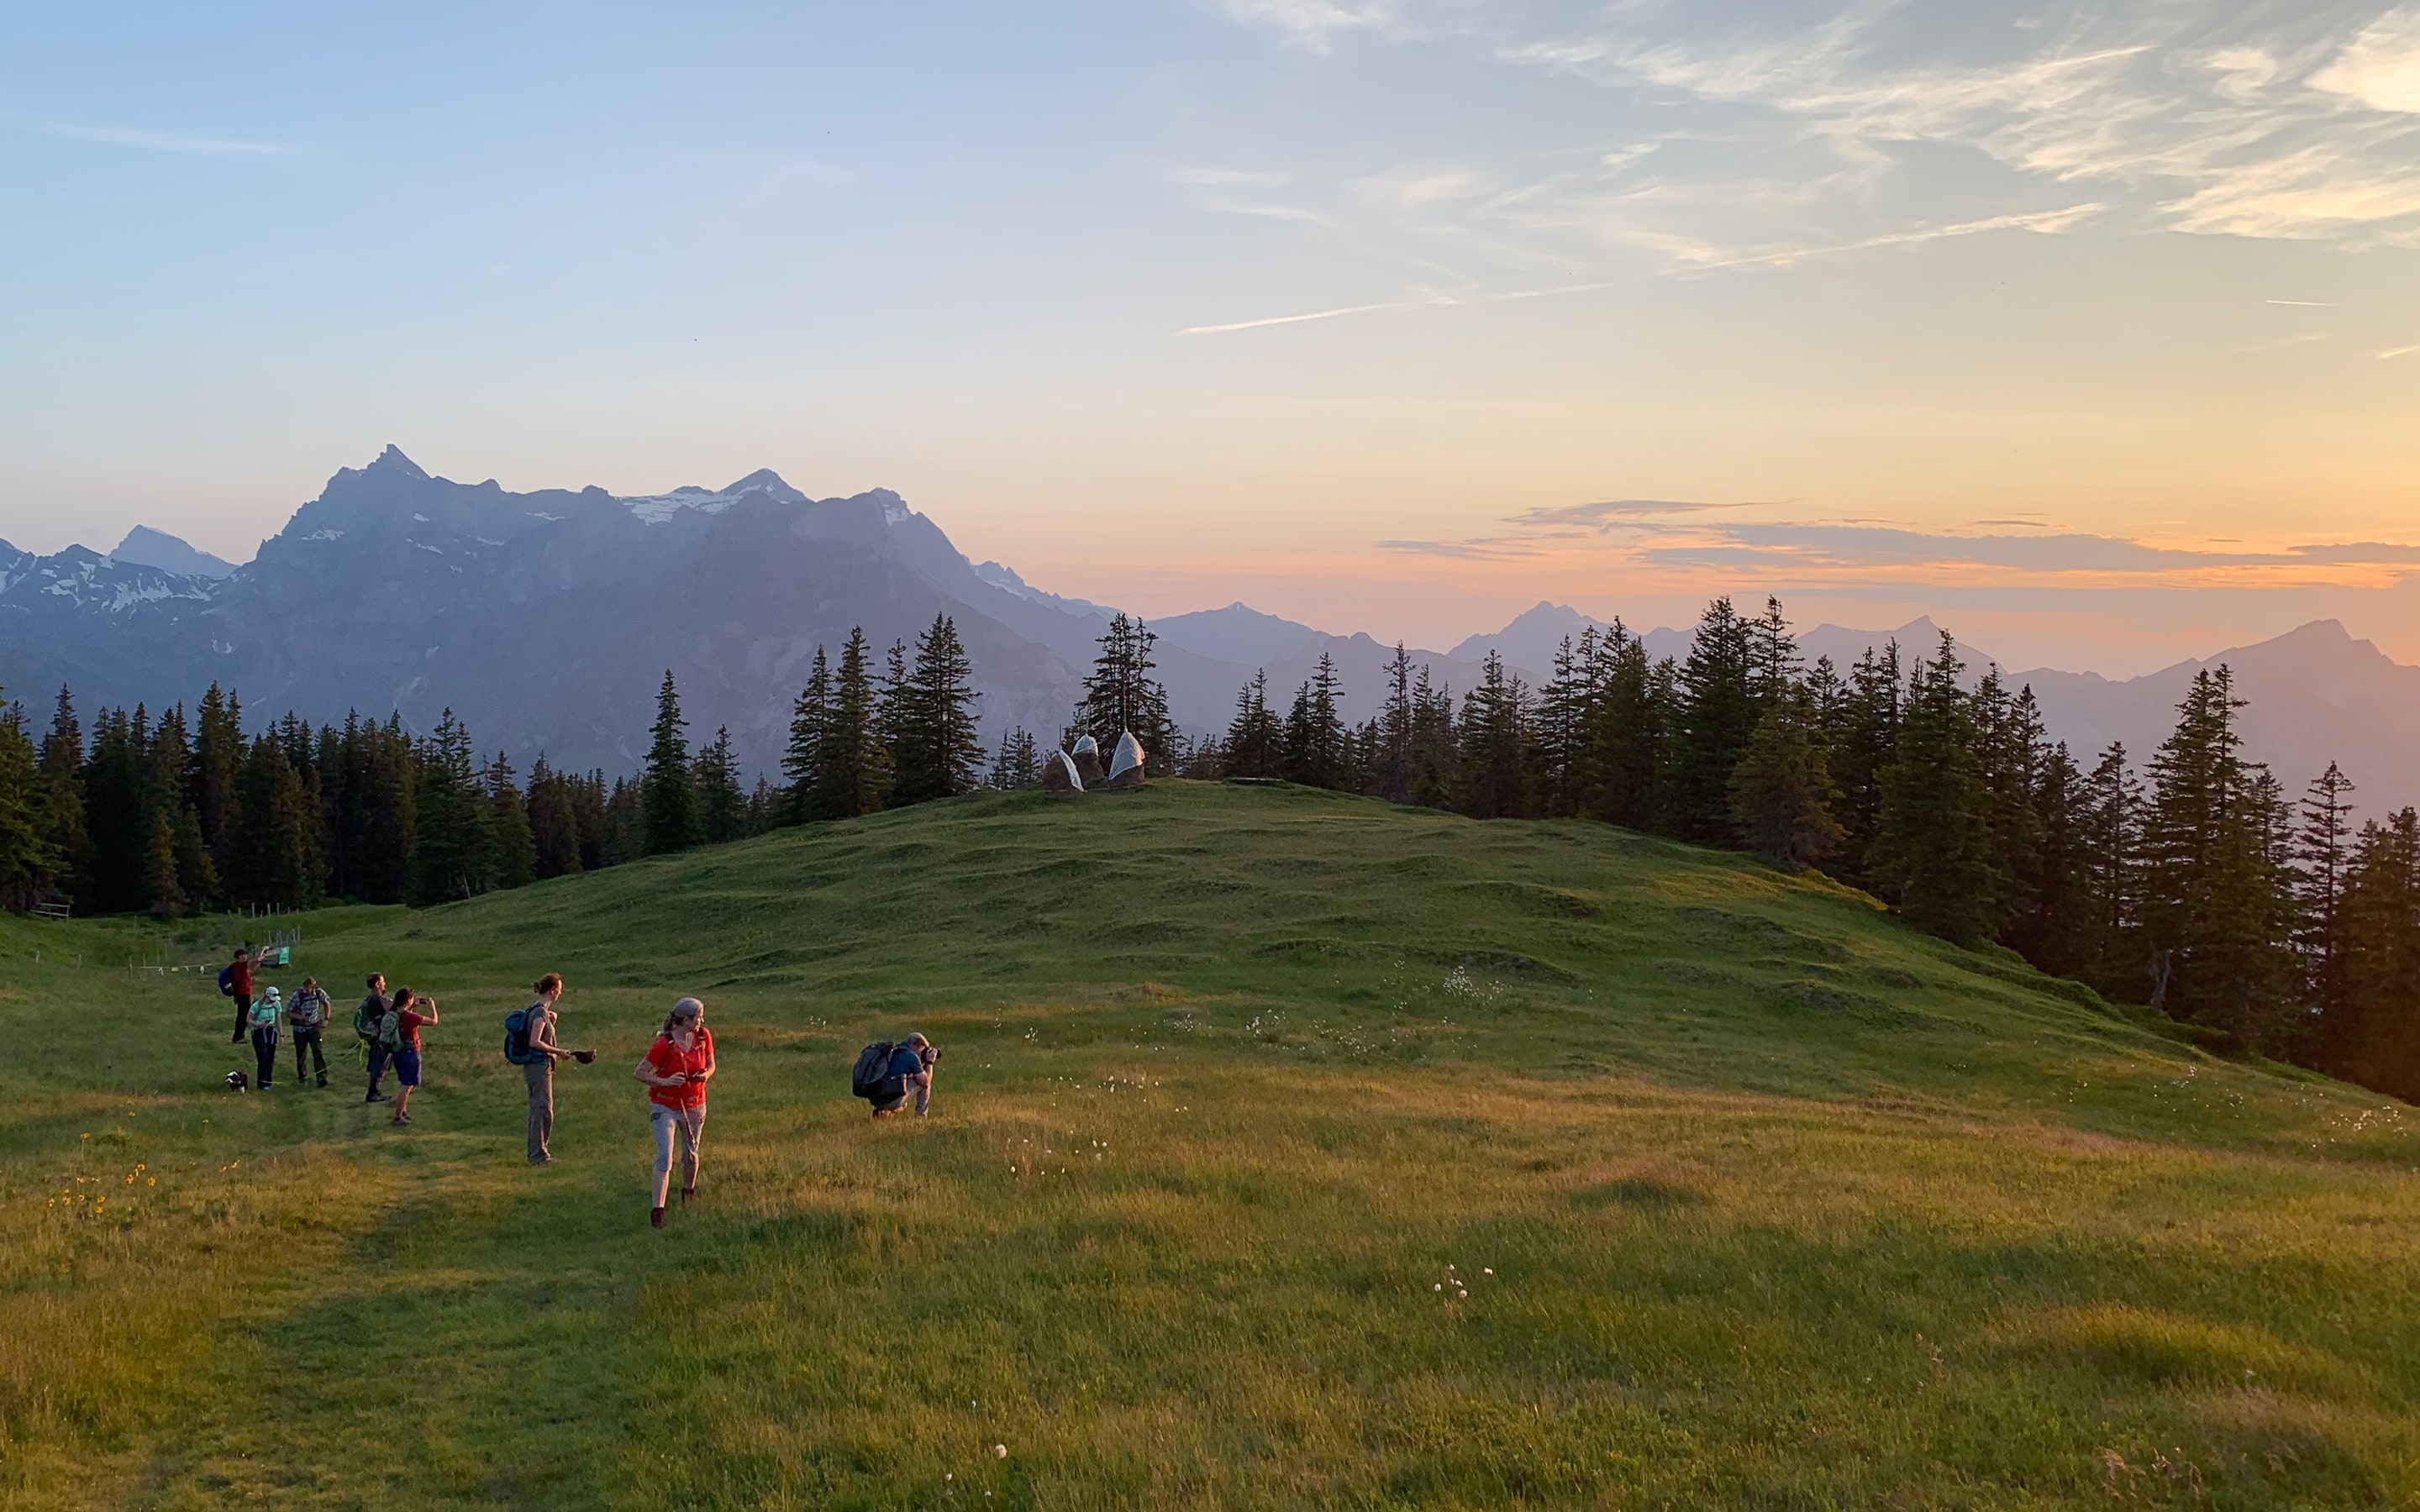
288, 977, 333, 1089
382, 988, 437, 1126
853, 1032, 936, 1118
634, 997, 713, 1230
505, 973, 595, 1166
356, 974, 392, 1103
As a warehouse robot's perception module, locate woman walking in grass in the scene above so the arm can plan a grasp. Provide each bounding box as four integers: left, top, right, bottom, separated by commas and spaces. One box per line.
633, 996, 714, 1230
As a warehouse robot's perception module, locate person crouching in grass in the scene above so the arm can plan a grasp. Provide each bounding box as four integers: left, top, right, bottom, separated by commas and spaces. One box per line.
634, 997, 714, 1229
871, 1033, 934, 1117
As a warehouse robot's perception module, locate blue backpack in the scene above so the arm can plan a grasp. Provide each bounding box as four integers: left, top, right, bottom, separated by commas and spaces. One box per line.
502, 1006, 543, 1065
851, 1042, 898, 1102
218, 966, 236, 997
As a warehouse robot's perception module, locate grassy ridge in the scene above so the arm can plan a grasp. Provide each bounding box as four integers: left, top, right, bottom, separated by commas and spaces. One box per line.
2, 781, 2415, 1509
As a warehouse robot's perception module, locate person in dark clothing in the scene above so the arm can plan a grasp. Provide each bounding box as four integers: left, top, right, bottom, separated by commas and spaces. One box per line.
870, 1033, 934, 1117
358, 974, 392, 1103
227, 946, 257, 1043
288, 976, 332, 1087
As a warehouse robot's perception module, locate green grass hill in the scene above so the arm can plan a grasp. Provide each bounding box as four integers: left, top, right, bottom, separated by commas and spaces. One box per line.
3, 781, 2415, 1509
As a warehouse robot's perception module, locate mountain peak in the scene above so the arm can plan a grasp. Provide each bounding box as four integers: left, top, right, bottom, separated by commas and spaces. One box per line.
110, 525, 238, 579
721, 468, 809, 506
369, 445, 429, 480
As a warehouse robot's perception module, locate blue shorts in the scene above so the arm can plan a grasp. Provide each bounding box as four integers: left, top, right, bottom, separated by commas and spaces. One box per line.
391, 1048, 423, 1087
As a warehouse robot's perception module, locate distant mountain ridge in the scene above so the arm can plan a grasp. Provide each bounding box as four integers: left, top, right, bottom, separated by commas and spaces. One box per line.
4, 450, 2414, 813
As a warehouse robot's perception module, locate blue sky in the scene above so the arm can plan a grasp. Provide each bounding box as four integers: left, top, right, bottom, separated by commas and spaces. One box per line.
3, 1, 2417, 671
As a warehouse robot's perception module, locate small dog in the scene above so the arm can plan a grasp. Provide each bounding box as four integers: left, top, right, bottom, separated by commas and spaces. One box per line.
226, 1069, 250, 1092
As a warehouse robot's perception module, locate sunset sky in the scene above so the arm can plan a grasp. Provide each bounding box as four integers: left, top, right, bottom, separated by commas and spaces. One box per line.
3, 1, 2417, 674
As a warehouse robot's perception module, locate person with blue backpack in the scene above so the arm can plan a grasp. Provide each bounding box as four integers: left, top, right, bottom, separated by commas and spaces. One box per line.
505, 974, 594, 1165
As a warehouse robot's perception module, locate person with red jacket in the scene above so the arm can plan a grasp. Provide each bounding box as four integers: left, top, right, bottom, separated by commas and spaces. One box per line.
632, 997, 714, 1229
225, 946, 257, 1043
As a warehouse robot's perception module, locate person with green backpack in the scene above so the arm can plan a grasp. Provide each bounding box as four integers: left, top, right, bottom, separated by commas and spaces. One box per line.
504, 973, 594, 1165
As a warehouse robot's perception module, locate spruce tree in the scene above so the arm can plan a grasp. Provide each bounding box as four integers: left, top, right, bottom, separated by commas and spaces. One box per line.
1532, 633, 1591, 816
1728, 685, 1842, 869
526, 755, 586, 879
1072, 612, 1176, 764
1455, 652, 1529, 819
143, 806, 185, 917
230, 734, 324, 910
988, 727, 1041, 789
2326, 809, 2420, 1098
875, 639, 911, 804
781, 647, 831, 822
1222, 671, 1283, 780
1409, 664, 1457, 810
0, 696, 58, 911
2297, 762, 2359, 1024
694, 726, 749, 841
1824, 641, 1902, 887
485, 752, 538, 889
1869, 633, 2001, 945
1577, 624, 1665, 832
192, 683, 244, 887
641, 670, 704, 853
1281, 654, 1352, 790
889, 615, 986, 806
35, 687, 88, 907
408, 711, 488, 904
1671, 598, 1760, 843
2139, 667, 2302, 1048
813, 629, 888, 819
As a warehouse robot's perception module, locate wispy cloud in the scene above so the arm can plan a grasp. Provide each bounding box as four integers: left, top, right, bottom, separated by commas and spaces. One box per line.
42, 123, 295, 157
1176, 296, 1449, 335
1213, 0, 1401, 52
1512, 498, 1776, 527
1170, 166, 1292, 186
2381, 344, 2420, 358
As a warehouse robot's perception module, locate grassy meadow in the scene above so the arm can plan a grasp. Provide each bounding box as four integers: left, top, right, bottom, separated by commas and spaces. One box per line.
1, 780, 2415, 1509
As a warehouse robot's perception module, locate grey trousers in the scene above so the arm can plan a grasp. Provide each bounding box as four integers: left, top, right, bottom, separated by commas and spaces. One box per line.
650, 1103, 704, 1205
525, 1060, 554, 1163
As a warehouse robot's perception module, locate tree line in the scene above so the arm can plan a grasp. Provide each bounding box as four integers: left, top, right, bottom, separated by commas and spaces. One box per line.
0, 612, 1001, 918
1165, 597, 2418, 1102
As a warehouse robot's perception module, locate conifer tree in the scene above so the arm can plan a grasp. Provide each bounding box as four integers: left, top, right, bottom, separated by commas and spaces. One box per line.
143, 805, 185, 917
0, 696, 57, 911
1671, 598, 1760, 843
889, 615, 985, 806
1072, 612, 1176, 765
2297, 762, 2359, 1022
1824, 641, 1902, 888
693, 726, 749, 841
1409, 664, 1457, 810
875, 639, 911, 802
988, 727, 1040, 789
641, 670, 704, 853
2326, 808, 2420, 1097
191, 683, 244, 886
1728, 685, 1842, 869
1222, 671, 1283, 780
525, 755, 585, 879
1455, 652, 1530, 819
1532, 633, 1591, 816
34, 687, 87, 906
485, 752, 538, 889
2139, 667, 2302, 1048
1281, 654, 1352, 790
1375, 644, 1418, 805
1576, 623, 1665, 832
1870, 633, 2001, 945
598, 774, 644, 866
813, 629, 888, 819
230, 733, 325, 910
781, 647, 831, 822
408, 710, 488, 904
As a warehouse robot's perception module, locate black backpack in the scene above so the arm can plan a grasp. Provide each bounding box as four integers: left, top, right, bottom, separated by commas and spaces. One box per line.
851, 1041, 899, 1102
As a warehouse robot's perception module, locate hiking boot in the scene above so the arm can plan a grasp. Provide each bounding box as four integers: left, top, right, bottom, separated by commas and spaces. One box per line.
231, 1032, 246, 1044
680, 1187, 697, 1205
650, 1206, 666, 1229
365, 1092, 388, 1103
316, 1075, 329, 1088
529, 1156, 554, 1167
390, 1115, 410, 1126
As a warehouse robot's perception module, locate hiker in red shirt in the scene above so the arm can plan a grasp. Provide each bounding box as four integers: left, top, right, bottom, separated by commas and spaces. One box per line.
632, 997, 714, 1230
225, 946, 257, 1043
387, 988, 439, 1126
